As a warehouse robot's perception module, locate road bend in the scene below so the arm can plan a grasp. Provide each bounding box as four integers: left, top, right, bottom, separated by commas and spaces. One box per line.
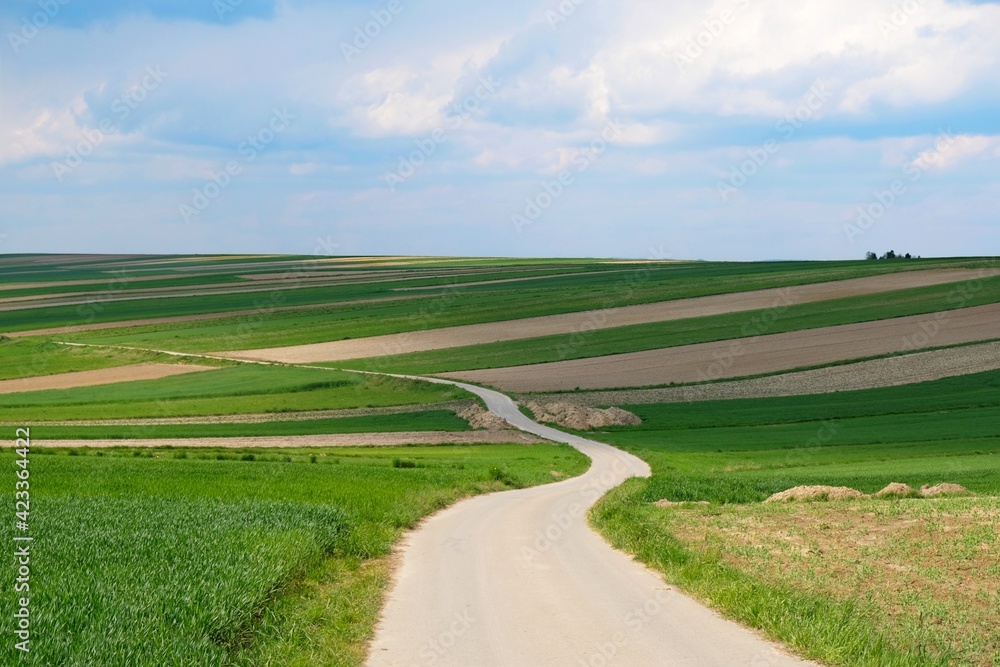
365, 374, 816, 667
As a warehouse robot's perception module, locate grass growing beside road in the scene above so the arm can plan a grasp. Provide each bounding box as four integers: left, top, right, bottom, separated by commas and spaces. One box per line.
0, 443, 589, 667
585, 371, 1000, 665
592, 485, 996, 667
666, 498, 1000, 666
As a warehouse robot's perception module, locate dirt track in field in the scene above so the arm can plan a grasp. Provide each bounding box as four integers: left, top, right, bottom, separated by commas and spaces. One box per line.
525, 340, 1000, 405
34, 431, 546, 448
446, 302, 1000, 392
218, 269, 997, 364
0, 363, 214, 395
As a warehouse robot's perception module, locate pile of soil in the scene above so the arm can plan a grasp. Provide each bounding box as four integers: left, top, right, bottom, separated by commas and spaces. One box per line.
875, 483, 917, 498
457, 404, 511, 431
920, 483, 971, 497
765, 486, 868, 503
526, 401, 641, 430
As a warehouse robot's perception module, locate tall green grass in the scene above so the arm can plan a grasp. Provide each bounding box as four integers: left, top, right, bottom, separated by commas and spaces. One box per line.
0, 444, 589, 666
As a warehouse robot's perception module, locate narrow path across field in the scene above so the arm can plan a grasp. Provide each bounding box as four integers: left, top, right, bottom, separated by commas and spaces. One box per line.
217, 268, 994, 363
365, 374, 817, 667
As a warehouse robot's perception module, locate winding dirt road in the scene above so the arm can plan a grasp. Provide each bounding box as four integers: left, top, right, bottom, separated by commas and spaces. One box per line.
366, 375, 816, 667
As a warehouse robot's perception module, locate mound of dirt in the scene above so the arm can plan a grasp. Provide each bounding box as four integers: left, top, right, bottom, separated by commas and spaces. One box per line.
765, 486, 868, 503
875, 483, 916, 498
457, 404, 511, 431
920, 483, 971, 497
526, 401, 641, 430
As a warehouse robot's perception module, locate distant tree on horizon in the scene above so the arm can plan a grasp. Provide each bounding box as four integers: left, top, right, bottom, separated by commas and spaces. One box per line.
866, 250, 916, 261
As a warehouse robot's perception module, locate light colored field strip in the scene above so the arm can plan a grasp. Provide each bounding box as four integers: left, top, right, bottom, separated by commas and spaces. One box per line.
447, 302, 1000, 392
32, 431, 545, 448
218, 268, 997, 363
527, 340, 1000, 405
0, 363, 213, 395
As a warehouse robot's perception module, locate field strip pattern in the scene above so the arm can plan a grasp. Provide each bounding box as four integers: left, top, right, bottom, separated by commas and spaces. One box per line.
365, 374, 817, 667
1, 400, 478, 427
33, 431, 546, 448
0, 265, 606, 311
2, 293, 432, 338
446, 302, 1000, 392
0, 363, 213, 395
218, 269, 992, 363
529, 340, 1000, 405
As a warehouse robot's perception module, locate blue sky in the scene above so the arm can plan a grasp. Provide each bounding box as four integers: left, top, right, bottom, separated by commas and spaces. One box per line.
1, 0, 999, 260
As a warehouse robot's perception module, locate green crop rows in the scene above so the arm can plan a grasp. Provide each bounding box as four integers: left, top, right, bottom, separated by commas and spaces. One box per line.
0, 444, 588, 666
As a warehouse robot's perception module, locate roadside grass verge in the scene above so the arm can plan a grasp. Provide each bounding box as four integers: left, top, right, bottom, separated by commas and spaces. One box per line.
584, 371, 1000, 665
663, 498, 1000, 666
28, 409, 471, 439
335, 274, 1000, 374
592, 482, 961, 667
0, 366, 466, 421
50, 259, 984, 352
0, 443, 589, 666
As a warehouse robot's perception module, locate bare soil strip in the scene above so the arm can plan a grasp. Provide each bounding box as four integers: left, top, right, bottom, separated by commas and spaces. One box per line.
0, 363, 214, 395
446, 302, 1000, 392
526, 341, 1000, 405
220, 269, 995, 364
34, 431, 546, 448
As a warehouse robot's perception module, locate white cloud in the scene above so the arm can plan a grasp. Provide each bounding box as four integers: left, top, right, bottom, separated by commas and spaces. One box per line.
908, 134, 1000, 171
